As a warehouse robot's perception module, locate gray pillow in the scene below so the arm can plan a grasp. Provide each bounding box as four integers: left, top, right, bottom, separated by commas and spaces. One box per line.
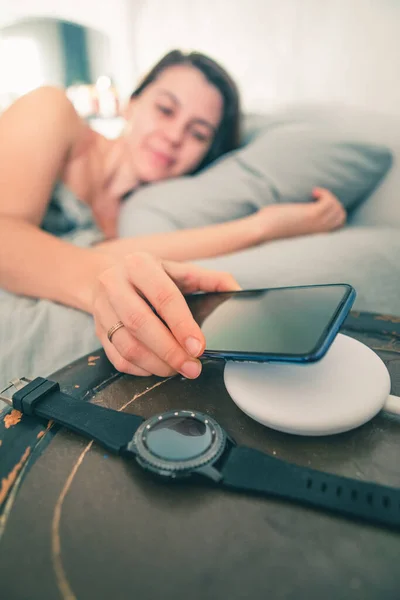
256, 105, 400, 228
118, 120, 392, 237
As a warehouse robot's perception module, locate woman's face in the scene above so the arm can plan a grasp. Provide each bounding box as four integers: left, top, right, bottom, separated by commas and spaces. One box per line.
124, 65, 223, 182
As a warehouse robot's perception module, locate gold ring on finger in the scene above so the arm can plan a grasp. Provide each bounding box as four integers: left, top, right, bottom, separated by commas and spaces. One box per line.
107, 320, 125, 343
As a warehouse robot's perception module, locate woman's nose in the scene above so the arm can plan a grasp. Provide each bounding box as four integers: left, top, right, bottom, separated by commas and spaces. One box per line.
162, 119, 185, 146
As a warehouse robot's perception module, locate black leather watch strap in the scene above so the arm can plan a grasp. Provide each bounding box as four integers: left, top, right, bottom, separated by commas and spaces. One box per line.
221, 446, 400, 528
12, 377, 143, 454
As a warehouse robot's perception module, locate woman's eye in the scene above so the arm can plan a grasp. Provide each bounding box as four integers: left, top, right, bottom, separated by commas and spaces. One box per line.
157, 105, 173, 116
192, 131, 209, 143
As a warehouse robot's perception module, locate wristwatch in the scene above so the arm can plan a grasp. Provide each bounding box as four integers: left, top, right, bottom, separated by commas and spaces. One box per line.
1, 376, 399, 530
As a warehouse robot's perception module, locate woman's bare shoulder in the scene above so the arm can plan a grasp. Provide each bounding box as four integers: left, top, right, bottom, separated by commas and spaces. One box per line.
0, 87, 89, 224
11, 85, 75, 111
0, 86, 83, 139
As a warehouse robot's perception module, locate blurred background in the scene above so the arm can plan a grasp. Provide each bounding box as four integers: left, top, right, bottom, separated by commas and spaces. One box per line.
0, 0, 399, 136
0, 12, 123, 136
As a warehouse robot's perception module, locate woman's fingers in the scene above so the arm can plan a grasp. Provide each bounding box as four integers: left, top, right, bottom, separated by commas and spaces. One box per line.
331, 209, 347, 229
162, 260, 241, 295
98, 254, 203, 378
311, 188, 346, 231
94, 292, 176, 377
100, 336, 153, 377
325, 200, 346, 229
93, 252, 241, 379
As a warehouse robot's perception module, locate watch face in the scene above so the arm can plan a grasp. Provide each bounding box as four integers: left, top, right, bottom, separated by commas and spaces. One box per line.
128, 410, 226, 477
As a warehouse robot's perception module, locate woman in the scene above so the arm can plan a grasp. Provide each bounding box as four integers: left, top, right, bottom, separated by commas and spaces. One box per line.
0, 50, 345, 382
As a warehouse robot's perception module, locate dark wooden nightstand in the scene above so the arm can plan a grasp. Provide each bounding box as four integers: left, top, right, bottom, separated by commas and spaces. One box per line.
1, 311, 400, 600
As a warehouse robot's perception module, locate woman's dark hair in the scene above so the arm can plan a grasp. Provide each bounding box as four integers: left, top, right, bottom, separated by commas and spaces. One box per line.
130, 49, 241, 172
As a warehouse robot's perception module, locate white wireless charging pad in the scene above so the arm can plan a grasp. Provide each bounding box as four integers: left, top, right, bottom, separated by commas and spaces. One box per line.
224, 334, 392, 436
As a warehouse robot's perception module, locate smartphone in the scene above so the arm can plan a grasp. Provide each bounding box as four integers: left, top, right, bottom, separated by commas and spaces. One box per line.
185, 283, 356, 364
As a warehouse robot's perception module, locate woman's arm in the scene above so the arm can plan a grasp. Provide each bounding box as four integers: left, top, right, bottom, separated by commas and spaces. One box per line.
94, 213, 263, 262
94, 188, 346, 262
0, 217, 114, 311
0, 86, 114, 311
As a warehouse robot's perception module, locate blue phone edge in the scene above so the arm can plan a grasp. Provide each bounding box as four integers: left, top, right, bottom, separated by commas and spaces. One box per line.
200, 283, 357, 365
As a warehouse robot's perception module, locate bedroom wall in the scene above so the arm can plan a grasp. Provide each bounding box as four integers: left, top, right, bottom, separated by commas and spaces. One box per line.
0, 19, 65, 96
86, 28, 114, 83
1, 0, 399, 114
0, 0, 143, 99
132, 0, 400, 115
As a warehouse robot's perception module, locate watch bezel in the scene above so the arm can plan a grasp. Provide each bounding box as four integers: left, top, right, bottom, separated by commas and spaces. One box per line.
127, 409, 227, 478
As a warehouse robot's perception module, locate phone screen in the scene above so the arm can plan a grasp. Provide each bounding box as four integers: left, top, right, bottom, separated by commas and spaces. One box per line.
185, 284, 354, 359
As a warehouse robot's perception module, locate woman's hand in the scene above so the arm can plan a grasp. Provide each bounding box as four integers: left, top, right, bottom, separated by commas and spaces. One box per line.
254, 187, 347, 242
92, 252, 241, 378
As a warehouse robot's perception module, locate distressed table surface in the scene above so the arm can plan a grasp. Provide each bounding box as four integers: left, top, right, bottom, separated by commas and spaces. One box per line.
1, 311, 400, 600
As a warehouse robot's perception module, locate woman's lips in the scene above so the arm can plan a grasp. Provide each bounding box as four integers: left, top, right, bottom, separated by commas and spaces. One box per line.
149, 149, 174, 167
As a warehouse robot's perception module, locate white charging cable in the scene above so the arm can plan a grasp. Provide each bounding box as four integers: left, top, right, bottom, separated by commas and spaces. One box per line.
383, 395, 400, 416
